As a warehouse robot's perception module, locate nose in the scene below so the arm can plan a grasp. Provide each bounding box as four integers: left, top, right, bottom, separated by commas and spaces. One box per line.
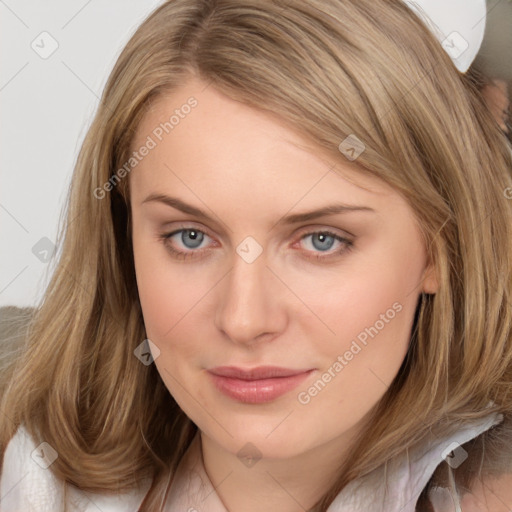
214, 245, 287, 347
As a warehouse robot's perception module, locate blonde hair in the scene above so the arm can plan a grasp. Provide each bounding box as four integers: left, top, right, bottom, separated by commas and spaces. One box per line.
1, 0, 512, 510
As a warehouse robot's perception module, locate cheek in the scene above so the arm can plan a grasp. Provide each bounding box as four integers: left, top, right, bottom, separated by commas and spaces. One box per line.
133, 232, 212, 344
297, 275, 416, 420
296, 251, 421, 345
133, 241, 207, 403
133, 245, 176, 340
293, 243, 424, 404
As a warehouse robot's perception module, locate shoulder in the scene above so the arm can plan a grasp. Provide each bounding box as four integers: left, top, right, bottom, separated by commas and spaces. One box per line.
0, 424, 66, 511
425, 413, 512, 511
0, 425, 151, 511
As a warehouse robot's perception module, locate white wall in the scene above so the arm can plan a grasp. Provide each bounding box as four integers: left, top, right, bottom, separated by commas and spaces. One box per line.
1, 0, 164, 307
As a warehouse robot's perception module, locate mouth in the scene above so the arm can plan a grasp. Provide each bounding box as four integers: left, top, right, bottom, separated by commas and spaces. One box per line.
207, 366, 315, 404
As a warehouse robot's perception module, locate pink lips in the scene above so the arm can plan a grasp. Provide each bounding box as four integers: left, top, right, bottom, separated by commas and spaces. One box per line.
207, 366, 314, 404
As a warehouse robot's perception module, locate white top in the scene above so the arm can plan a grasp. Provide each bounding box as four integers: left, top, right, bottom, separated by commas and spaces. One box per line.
0, 411, 504, 511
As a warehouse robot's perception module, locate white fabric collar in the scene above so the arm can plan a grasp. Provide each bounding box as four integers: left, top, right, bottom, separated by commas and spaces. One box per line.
0, 411, 503, 511
163, 411, 503, 512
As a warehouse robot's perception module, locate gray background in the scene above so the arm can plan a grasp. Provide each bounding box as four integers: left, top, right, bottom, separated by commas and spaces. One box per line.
1, 0, 164, 307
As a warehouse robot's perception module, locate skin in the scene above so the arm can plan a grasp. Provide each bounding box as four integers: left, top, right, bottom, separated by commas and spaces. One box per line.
129, 75, 438, 511
459, 474, 512, 511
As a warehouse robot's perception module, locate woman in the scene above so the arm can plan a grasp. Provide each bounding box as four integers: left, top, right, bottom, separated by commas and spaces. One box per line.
1, 0, 511, 511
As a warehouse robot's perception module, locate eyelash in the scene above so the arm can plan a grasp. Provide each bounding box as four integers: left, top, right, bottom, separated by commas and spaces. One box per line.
156, 225, 353, 262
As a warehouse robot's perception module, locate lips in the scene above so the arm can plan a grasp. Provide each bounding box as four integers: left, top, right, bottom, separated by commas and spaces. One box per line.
207, 366, 315, 404
209, 366, 310, 380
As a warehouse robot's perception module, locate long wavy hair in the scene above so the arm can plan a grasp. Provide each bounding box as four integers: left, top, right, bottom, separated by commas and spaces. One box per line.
1, 0, 512, 510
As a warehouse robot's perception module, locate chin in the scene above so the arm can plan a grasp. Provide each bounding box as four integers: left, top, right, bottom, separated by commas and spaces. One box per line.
201, 414, 314, 460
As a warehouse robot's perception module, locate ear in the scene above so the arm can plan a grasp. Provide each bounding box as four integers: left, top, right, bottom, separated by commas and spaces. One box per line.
421, 259, 439, 294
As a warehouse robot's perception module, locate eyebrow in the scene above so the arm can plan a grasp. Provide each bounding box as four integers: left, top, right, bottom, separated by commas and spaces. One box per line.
141, 193, 375, 224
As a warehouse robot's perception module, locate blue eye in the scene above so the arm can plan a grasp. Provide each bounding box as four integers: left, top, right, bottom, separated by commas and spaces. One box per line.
157, 227, 353, 261
174, 229, 205, 249
303, 232, 338, 252
298, 231, 352, 260
157, 228, 212, 260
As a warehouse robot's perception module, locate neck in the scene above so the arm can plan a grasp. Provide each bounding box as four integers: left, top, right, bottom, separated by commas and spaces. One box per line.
199, 426, 362, 512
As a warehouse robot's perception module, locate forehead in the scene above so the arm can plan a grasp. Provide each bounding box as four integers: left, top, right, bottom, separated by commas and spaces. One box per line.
128, 77, 394, 208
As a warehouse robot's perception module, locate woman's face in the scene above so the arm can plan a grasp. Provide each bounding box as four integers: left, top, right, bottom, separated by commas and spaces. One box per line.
129, 76, 438, 461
